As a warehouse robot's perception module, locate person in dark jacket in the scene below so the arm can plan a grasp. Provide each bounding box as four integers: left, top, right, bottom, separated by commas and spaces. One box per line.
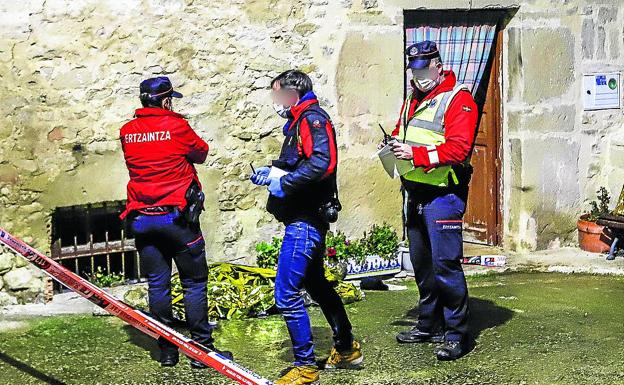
120, 76, 231, 368
250, 70, 362, 385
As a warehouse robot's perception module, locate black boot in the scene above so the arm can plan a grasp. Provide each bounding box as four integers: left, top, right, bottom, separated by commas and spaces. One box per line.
396, 327, 444, 344
435, 340, 467, 361
190, 345, 234, 369
160, 349, 179, 367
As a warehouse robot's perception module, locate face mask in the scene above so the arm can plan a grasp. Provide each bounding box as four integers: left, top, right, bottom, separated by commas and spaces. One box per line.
415, 78, 437, 92
412, 68, 440, 92
273, 103, 290, 119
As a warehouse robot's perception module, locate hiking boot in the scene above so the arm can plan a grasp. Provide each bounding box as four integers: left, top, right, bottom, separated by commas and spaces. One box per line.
325, 340, 363, 370
275, 365, 320, 385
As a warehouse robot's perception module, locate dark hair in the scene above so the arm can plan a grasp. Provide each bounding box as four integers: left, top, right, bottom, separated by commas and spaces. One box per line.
140, 93, 167, 108
270, 70, 313, 98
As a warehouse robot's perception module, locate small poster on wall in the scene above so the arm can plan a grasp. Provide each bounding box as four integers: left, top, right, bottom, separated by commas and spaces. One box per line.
583, 72, 621, 111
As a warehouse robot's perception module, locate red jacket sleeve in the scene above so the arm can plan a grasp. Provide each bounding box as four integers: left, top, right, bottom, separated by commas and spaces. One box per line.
179, 122, 209, 164
411, 90, 478, 168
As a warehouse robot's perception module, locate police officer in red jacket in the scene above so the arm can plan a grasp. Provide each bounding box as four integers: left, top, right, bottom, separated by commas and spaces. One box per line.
119, 77, 231, 368
388, 42, 478, 360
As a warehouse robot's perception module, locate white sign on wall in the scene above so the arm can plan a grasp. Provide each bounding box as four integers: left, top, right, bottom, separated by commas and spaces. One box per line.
583, 72, 621, 111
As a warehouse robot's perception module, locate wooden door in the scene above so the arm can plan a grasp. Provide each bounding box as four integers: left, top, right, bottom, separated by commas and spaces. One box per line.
463, 28, 503, 245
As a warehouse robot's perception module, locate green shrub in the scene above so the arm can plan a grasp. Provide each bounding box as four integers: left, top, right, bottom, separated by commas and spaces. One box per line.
326, 231, 348, 264
88, 266, 125, 287
255, 237, 282, 269
335, 281, 364, 304
344, 238, 368, 265
363, 223, 399, 260
171, 263, 276, 321
253, 223, 400, 268
587, 187, 611, 222
162, 262, 364, 321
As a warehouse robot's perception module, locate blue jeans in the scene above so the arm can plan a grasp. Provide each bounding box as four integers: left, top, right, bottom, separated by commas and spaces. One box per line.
130, 211, 213, 353
406, 193, 469, 342
275, 221, 354, 367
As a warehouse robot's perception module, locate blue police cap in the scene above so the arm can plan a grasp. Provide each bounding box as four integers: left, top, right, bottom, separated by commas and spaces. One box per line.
139, 76, 183, 99
406, 41, 441, 70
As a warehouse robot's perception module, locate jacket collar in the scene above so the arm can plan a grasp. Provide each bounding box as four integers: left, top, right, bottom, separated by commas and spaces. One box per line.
283, 91, 319, 134
134, 107, 183, 118
290, 91, 318, 120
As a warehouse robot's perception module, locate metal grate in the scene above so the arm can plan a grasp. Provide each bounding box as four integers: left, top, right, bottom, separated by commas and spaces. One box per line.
50, 201, 142, 292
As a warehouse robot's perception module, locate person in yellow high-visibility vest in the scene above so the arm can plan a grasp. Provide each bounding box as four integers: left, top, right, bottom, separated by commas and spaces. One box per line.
386, 40, 478, 361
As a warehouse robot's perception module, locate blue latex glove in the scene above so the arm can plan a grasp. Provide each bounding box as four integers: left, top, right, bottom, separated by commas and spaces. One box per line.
250, 166, 271, 186
268, 177, 285, 198
255, 166, 270, 176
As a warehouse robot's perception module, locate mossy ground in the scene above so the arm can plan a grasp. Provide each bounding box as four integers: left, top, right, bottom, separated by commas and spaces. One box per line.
1, 272, 624, 385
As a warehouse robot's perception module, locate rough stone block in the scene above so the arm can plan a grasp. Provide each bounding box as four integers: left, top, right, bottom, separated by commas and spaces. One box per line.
0, 252, 14, 275
581, 18, 595, 59
0, 291, 17, 306
336, 32, 403, 119
522, 137, 581, 209
524, 105, 577, 134
506, 27, 523, 103
3, 267, 36, 291
596, 26, 607, 59
522, 28, 575, 103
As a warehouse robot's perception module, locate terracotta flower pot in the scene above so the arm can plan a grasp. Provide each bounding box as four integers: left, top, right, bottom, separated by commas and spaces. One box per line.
577, 214, 611, 253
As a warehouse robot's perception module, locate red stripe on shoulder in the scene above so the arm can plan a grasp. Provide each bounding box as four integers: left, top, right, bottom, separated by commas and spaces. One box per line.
323, 120, 337, 178
298, 118, 313, 158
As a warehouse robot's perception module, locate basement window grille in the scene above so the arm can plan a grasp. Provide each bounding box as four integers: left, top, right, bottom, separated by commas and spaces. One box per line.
50, 201, 142, 292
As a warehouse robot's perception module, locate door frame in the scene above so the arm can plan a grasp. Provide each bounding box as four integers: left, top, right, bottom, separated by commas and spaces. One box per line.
491, 27, 503, 246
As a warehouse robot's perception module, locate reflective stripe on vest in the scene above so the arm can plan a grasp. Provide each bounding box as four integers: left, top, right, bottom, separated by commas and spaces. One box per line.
397, 83, 470, 187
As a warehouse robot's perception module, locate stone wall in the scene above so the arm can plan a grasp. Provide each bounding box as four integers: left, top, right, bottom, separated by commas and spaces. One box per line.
0, 0, 623, 303
0, 246, 45, 305
502, 0, 624, 249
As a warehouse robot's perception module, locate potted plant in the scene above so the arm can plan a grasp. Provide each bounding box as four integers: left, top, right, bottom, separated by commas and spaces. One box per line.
344, 223, 401, 279
578, 187, 612, 253
323, 224, 402, 280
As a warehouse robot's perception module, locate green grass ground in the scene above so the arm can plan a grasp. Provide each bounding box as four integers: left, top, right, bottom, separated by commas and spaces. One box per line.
1, 272, 624, 385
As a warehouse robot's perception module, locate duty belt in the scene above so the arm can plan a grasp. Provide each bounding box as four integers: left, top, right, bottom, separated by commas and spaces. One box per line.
137, 206, 175, 215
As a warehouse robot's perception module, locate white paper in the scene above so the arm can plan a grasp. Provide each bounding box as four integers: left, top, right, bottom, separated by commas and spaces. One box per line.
374, 142, 418, 179
268, 166, 289, 179
375, 144, 399, 178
